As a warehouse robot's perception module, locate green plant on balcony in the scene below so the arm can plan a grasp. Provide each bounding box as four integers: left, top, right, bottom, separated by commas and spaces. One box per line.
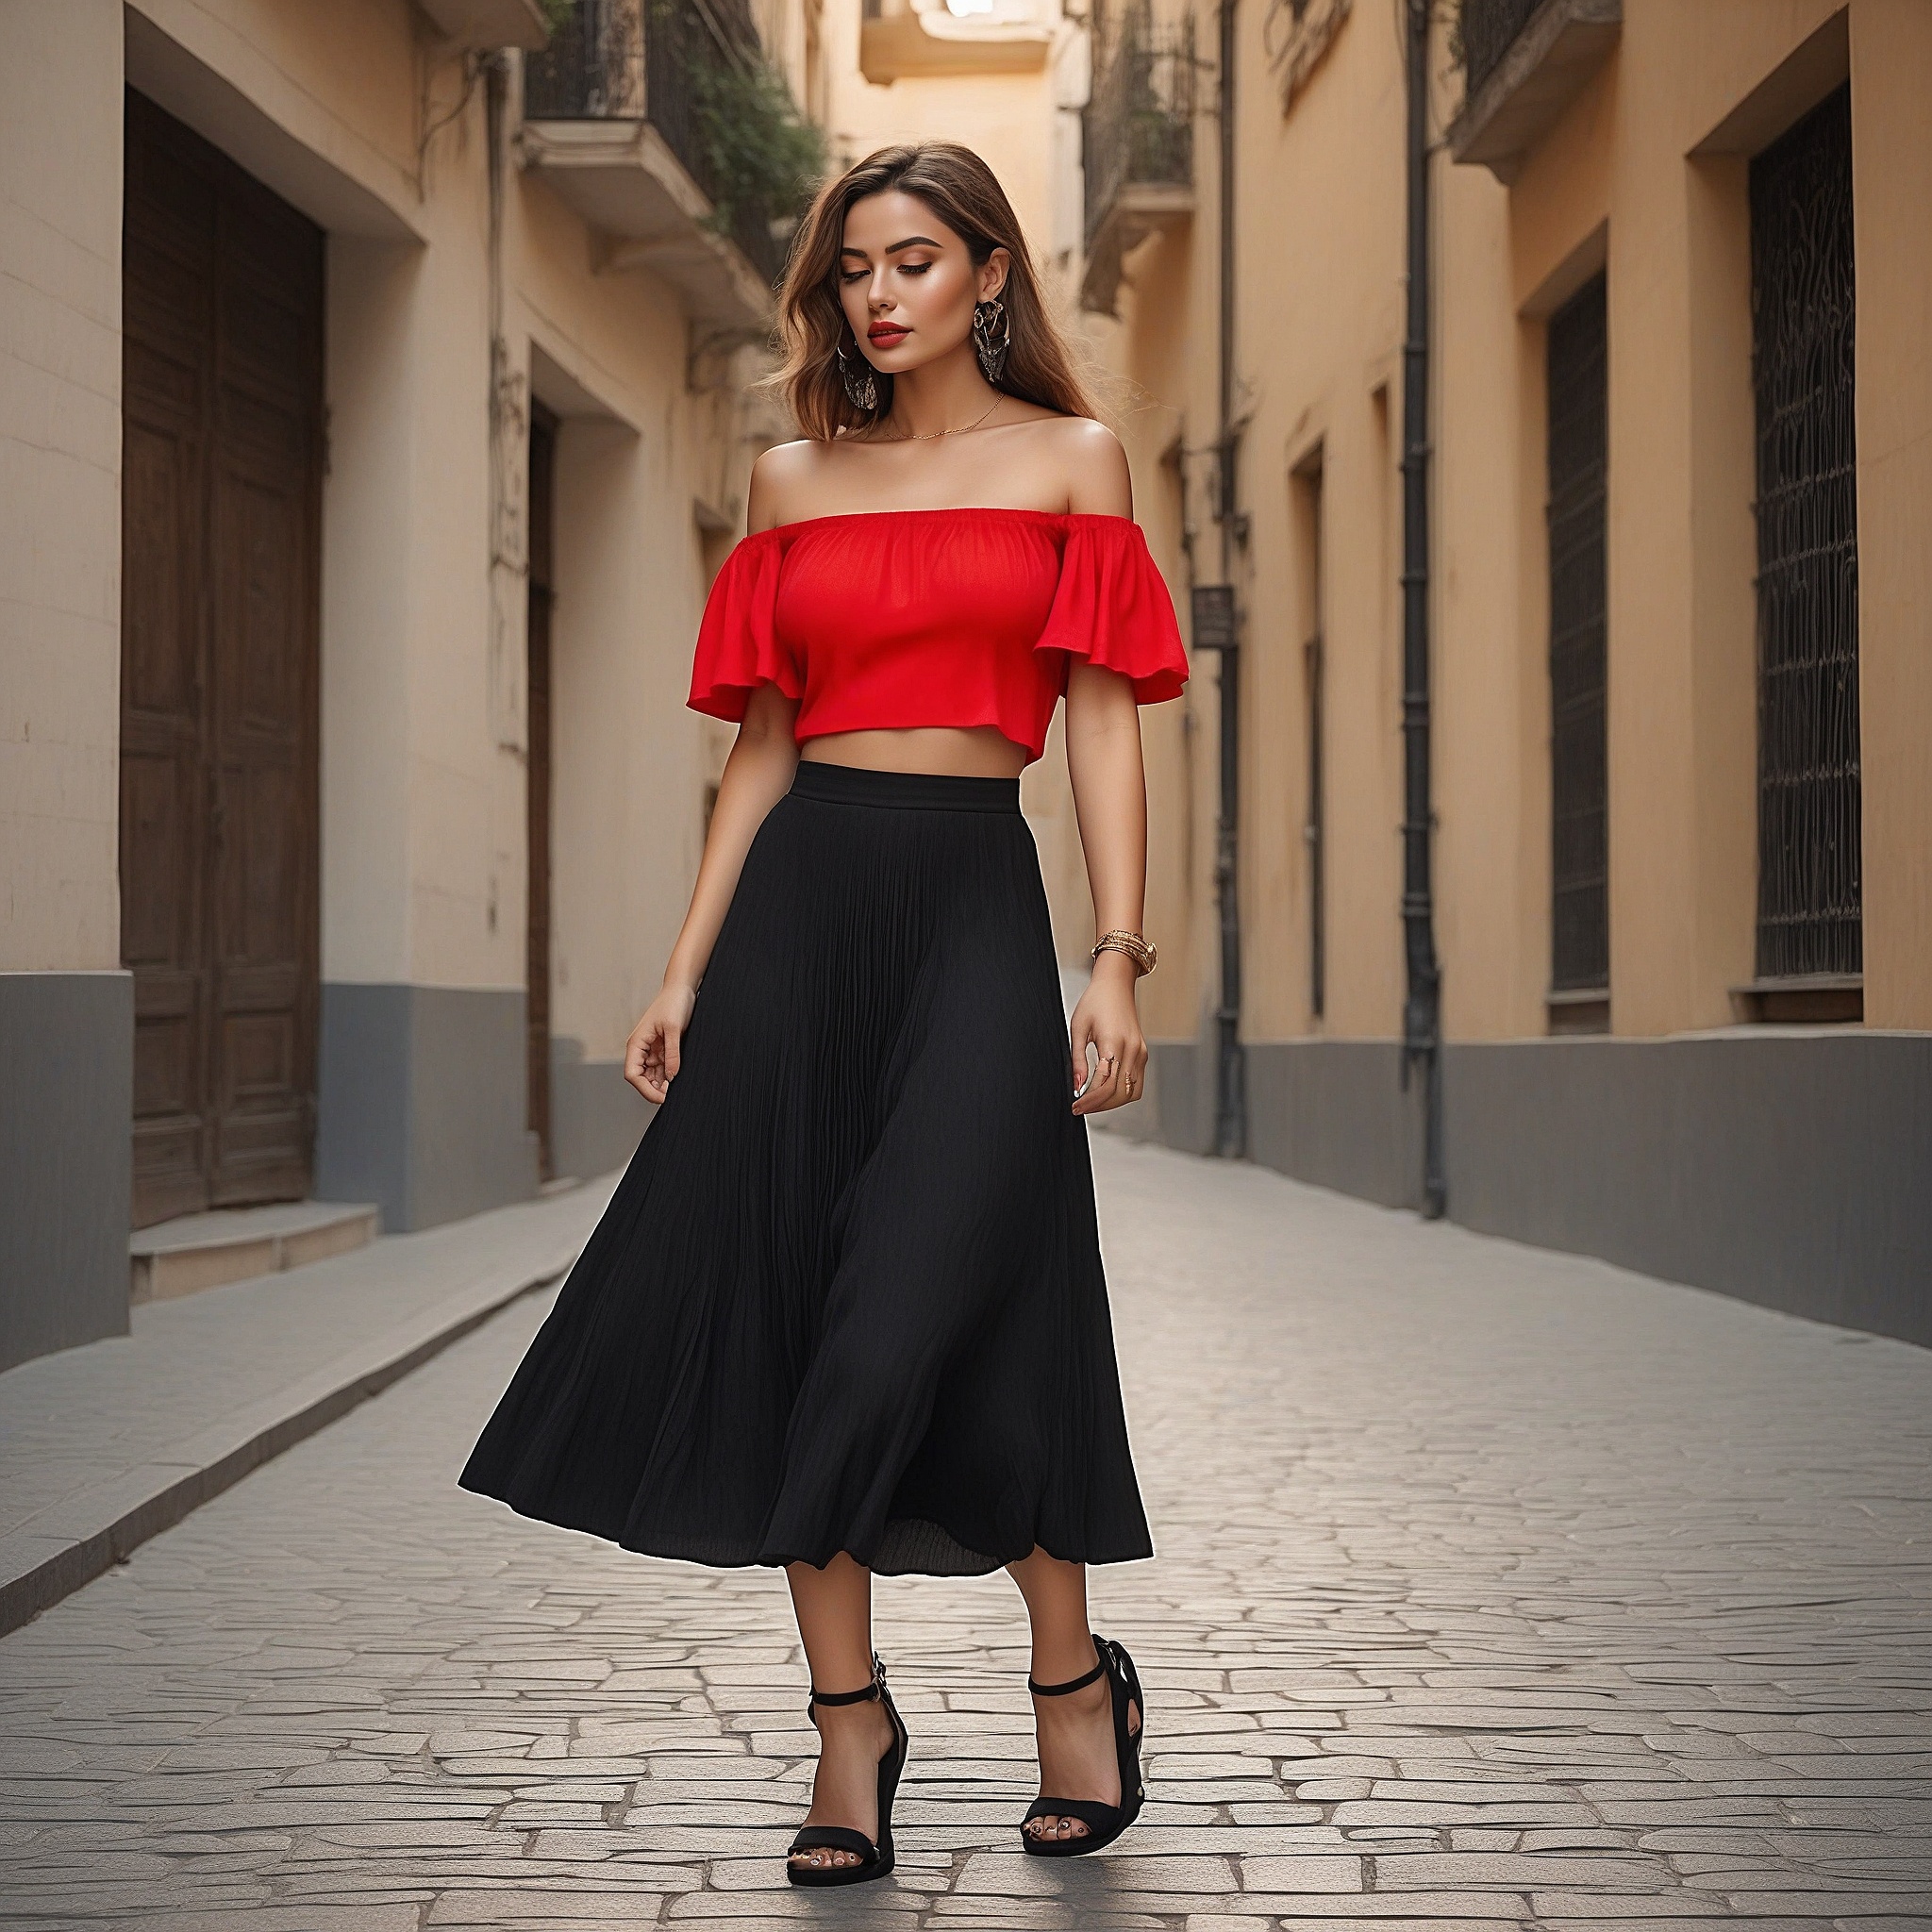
525, 0, 825, 282
687, 40, 826, 248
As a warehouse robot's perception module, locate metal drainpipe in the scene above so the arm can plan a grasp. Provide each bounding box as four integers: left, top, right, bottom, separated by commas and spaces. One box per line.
1210, 0, 1246, 1159
1399, 0, 1446, 1217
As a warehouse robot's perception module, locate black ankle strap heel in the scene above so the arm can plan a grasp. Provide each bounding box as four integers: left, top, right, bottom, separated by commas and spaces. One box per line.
787, 1652, 910, 1887
1020, 1632, 1146, 1857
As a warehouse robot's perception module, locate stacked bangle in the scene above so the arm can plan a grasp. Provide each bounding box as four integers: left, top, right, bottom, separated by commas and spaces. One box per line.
1091, 929, 1158, 976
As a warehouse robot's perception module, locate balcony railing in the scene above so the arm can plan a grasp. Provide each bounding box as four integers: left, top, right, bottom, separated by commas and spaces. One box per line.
1457, 0, 1541, 100
525, 0, 788, 288
1083, 5, 1194, 256
1449, 0, 1621, 183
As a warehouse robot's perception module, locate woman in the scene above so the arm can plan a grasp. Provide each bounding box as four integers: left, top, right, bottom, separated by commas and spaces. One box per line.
459, 142, 1187, 1887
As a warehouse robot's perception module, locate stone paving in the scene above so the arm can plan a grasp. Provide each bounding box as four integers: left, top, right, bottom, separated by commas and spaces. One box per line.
0, 1178, 613, 1562
1, 1136, 1929, 1929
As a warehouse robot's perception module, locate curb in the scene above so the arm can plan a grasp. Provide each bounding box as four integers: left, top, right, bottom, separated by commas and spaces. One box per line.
0, 1249, 575, 1640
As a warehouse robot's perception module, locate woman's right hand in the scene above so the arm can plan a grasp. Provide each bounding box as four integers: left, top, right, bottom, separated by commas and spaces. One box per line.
625, 982, 697, 1103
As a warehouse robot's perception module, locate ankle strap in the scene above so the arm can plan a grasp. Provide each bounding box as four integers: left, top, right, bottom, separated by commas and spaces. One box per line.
1028, 1639, 1108, 1698
808, 1678, 879, 1707
808, 1652, 885, 1711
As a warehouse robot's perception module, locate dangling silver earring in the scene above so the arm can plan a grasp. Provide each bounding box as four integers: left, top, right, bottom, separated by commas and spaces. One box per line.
973, 296, 1011, 385
835, 337, 879, 412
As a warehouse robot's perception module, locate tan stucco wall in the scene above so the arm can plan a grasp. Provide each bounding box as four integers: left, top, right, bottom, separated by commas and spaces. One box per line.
1229, 12, 1409, 1046
0, 0, 125, 973
1084, 241, 1209, 1046
1083, 2, 1413, 1048
1077, 0, 1932, 1057
1848, 0, 1932, 1029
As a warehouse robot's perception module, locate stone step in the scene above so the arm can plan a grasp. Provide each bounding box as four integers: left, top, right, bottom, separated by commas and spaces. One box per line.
128, 1200, 381, 1303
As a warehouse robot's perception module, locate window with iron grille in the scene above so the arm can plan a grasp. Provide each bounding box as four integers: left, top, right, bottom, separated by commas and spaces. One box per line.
1749, 84, 1859, 983
1297, 450, 1325, 1021
1546, 270, 1608, 1001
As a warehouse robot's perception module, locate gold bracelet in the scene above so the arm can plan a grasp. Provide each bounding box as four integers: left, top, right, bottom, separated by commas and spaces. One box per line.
1091, 929, 1157, 976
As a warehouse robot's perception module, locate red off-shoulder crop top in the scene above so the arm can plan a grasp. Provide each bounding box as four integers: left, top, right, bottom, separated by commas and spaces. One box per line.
686, 507, 1189, 765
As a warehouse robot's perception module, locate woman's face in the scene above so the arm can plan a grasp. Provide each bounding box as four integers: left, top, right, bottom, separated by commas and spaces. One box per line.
837, 189, 1008, 376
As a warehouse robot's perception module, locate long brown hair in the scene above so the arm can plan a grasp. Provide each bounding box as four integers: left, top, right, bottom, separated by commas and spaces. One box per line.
774, 142, 1095, 441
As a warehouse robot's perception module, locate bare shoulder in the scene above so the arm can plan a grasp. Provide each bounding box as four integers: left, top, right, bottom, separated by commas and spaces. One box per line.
746, 438, 828, 532
1045, 415, 1132, 517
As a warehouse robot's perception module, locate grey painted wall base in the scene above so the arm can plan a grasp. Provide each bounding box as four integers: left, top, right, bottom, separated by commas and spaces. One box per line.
1136, 1028, 1932, 1349
1143, 1034, 1219, 1155
315, 982, 539, 1235
549, 1036, 652, 1183
0, 971, 133, 1373
1247, 1040, 1427, 1211
1442, 1032, 1932, 1349
1125, 1029, 1427, 1211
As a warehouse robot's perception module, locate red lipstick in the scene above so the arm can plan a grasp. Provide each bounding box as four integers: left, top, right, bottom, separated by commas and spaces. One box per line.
867, 322, 909, 346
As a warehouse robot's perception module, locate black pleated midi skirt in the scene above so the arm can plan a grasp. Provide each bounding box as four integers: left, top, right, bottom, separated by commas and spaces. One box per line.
458, 759, 1155, 1576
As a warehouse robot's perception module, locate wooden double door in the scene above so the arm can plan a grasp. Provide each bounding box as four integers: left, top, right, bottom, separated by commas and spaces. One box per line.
120, 92, 324, 1228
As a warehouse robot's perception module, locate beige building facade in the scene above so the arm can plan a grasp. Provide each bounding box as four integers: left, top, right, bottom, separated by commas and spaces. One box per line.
9, 0, 1924, 1374
0, 0, 815, 1369
1076, 0, 1932, 1344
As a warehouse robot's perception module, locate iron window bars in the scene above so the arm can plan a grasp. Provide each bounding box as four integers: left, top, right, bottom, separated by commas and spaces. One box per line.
1749, 82, 1860, 985
1546, 270, 1609, 1013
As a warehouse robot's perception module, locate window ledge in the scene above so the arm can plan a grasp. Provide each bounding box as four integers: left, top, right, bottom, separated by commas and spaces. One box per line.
1547, 987, 1608, 1036
1729, 975, 1863, 1026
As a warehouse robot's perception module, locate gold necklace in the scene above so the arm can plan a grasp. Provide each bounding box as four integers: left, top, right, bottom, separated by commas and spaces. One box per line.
890, 393, 1005, 441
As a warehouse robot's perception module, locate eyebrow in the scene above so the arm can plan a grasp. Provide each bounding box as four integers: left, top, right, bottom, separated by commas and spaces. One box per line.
839, 235, 944, 258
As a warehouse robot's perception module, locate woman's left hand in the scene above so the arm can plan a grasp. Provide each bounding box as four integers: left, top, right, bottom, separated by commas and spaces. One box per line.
1070, 954, 1148, 1114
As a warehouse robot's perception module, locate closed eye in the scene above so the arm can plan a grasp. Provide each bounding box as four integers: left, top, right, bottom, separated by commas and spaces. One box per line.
840, 261, 933, 284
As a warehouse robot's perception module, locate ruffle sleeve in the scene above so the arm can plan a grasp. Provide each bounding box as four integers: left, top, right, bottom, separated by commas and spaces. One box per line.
1034, 515, 1190, 705
686, 530, 802, 723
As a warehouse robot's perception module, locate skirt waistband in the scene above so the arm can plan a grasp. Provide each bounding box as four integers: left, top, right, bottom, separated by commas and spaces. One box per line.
790, 758, 1022, 814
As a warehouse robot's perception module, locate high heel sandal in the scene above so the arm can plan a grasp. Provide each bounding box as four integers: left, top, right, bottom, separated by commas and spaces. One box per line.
786, 1651, 909, 1888
1019, 1631, 1145, 1857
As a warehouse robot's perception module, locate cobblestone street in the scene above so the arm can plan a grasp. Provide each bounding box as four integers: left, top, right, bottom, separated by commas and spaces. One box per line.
2, 1137, 1929, 1930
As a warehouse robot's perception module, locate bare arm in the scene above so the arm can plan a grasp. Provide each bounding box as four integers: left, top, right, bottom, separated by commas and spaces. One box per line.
625, 454, 801, 1102
665, 687, 800, 995
1062, 421, 1150, 1115
1065, 667, 1150, 1114
624, 685, 799, 1103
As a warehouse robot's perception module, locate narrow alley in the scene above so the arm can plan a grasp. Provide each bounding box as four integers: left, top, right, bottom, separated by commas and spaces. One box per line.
2, 1138, 1927, 1928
